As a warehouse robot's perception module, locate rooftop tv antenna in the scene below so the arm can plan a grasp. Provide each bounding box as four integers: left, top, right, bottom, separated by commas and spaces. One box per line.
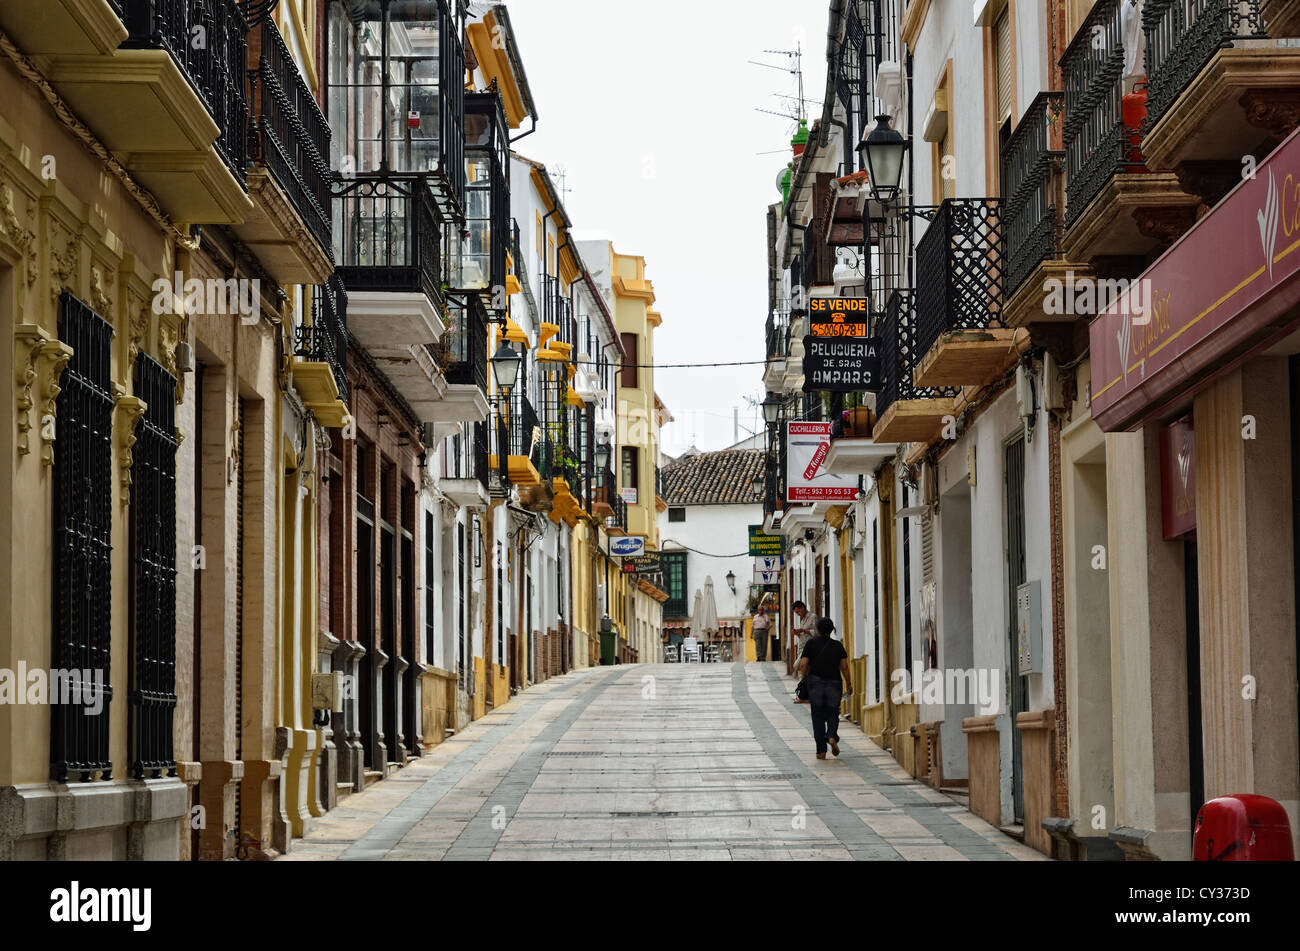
749, 44, 806, 126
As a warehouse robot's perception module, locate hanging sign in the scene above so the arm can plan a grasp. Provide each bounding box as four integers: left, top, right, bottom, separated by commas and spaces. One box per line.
809, 296, 869, 337
754, 570, 781, 585
785, 422, 858, 503
1159, 415, 1196, 540
609, 536, 645, 557
802, 336, 882, 392
754, 556, 784, 573
748, 525, 784, 557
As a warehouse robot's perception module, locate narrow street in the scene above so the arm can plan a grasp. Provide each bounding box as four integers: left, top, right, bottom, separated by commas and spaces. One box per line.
282, 663, 1044, 862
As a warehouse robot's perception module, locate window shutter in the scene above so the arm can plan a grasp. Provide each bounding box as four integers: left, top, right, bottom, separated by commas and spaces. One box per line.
620, 333, 638, 388
995, 8, 1012, 124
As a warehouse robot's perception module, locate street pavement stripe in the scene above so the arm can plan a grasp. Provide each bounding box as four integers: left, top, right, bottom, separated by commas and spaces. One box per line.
337, 669, 613, 860
730, 663, 902, 861
441, 666, 624, 860
756, 663, 1025, 861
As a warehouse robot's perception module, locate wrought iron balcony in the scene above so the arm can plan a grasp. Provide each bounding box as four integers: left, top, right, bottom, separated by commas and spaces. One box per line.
439, 297, 488, 393
120, 0, 248, 184
766, 302, 791, 360
325, 0, 465, 220
1002, 92, 1065, 297
915, 198, 1004, 349
248, 13, 331, 253
299, 274, 348, 400
447, 421, 490, 491
875, 290, 958, 423
509, 389, 542, 460
333, 174, 443, 306
1143, 0, 1267, 133
1061, 0, 1146, 226
457, 92, 510, 297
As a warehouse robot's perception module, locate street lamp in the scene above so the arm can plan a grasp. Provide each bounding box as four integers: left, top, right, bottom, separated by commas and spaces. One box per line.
761, 393, 782, 426
490, 341, 521, 392
858, 114, 908, 203
594, 433, 611, 471
725, 570, 736, 593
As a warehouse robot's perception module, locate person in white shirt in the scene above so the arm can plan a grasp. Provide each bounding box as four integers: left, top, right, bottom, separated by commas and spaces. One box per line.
751, 607, 772, 661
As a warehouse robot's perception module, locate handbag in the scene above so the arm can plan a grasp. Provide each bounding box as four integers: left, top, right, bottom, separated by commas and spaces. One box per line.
795, 678, 809, 702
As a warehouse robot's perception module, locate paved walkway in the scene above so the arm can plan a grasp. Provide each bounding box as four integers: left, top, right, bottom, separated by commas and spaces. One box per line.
281, 662, 1046, 861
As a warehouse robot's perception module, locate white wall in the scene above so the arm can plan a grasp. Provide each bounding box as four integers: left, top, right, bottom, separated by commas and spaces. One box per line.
658, 502, 765, 622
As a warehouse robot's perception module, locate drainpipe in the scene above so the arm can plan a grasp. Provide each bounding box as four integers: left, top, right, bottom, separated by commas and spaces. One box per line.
509, 115, 538, 144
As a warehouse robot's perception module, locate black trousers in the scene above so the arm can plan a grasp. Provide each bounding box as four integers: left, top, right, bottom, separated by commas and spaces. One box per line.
807, 674, 841, 754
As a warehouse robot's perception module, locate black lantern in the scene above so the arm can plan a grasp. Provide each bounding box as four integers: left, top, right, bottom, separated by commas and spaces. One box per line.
595, 433, 611, 471
858, 114, 908, 203
761, 393, 782, 426
725, 570, 736, 593
490, 341, 521, 391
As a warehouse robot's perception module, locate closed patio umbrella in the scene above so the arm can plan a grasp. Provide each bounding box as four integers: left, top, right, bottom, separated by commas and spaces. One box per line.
699, 577, 720, 641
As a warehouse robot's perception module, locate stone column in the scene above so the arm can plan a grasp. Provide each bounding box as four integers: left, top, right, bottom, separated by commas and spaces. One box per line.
1193, 359, 1300, 851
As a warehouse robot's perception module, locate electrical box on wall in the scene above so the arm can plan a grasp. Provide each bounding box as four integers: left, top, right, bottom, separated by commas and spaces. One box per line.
1016, 580, 1043, 675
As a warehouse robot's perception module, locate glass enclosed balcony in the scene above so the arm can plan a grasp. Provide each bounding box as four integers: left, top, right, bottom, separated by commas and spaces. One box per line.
327, 0, 465, 218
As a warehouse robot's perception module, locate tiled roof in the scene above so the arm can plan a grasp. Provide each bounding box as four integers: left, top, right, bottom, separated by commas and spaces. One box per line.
660, 449, 767, 506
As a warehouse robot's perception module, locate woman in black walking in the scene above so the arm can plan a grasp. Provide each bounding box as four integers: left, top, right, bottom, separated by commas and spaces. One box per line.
798, 617, 852, 759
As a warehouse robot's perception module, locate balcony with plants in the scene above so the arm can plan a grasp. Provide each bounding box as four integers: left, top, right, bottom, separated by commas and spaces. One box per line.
237, 12, 334, 286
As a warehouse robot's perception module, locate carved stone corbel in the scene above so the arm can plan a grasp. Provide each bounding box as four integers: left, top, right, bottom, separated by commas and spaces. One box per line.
15, 323, 48, 456
48, 228, 78, 303
0, 184, 36, 289
37, 339, 74, 467
113, 382, 147, 506
89, 265, 113, 321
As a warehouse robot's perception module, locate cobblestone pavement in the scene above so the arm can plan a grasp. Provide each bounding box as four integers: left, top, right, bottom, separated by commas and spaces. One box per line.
281, 662, 1047, 861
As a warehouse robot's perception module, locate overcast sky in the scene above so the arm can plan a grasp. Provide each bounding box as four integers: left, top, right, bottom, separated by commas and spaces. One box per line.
504, 0, 831, 458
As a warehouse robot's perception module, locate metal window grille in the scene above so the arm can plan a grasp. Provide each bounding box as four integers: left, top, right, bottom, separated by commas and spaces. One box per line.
52, 293, 115, 783
129, 354, 178, 779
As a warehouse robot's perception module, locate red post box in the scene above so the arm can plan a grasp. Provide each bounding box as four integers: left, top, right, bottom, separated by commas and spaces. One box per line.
1193, 794, 1295, 861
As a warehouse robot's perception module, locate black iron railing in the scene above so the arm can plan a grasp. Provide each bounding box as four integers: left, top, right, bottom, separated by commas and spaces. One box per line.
764, 422, 786, 514
449, 421, 489, 490
333, 174, 442, 306
876, 290, 959, 422
1061, 0, 1144, 226
249, 14, 331, 252
299, 274, 348, 400
510, 389, 541, 462
1003, 92, 1065, 296
462, 92, 510, 296
1143, 0, 1266, 132
120, 0, 248, 184
767, 300, 791, 359
443, 297, 488, 392
914, 198, 1004, 358
129, 354, 178, 780
52, 293, 115, 783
